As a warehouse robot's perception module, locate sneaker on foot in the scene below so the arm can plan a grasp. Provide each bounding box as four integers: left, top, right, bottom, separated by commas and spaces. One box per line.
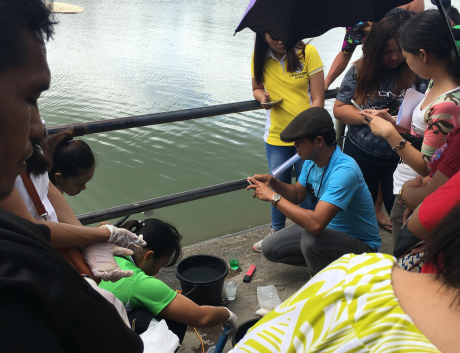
253, 229, 276, 253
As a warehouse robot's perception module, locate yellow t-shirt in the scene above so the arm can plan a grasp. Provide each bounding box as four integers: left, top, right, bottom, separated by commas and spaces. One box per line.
251, 44, 323, 146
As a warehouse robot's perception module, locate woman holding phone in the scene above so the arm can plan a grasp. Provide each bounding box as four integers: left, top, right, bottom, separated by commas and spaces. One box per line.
333, 9, 417, 228
251, 33, 325, 251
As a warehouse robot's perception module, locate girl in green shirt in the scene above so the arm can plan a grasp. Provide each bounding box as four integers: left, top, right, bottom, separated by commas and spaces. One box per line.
99, 218, 236, 342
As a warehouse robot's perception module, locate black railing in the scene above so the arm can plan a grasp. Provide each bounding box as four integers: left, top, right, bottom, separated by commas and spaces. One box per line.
46, 90, 339, 224
48, 90, 339, 137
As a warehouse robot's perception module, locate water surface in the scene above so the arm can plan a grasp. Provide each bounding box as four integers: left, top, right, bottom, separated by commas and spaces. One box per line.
41, 0, 440, 245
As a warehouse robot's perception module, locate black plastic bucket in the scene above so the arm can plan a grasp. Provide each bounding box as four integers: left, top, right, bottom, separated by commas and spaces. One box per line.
232, 318, 260, 347
175, 254, 228, 306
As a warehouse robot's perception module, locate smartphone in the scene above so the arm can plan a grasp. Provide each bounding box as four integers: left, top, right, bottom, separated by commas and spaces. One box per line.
352, 99, 372, 122
261, 98, 283, 106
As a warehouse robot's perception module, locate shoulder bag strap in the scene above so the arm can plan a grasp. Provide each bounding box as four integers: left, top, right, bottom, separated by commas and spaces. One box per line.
20, 171, 48, 220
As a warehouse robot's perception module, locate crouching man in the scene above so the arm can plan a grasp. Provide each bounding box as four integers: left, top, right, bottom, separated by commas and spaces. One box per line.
247, 107, 380, 276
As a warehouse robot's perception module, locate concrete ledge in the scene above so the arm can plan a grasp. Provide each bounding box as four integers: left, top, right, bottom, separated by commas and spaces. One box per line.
157, 221, 393, 352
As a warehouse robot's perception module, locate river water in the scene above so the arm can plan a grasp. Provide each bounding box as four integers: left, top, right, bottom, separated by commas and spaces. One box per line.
41, 0, 441, 245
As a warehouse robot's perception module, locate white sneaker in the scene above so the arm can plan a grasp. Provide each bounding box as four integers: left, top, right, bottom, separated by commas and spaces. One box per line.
253, 229, 276, 253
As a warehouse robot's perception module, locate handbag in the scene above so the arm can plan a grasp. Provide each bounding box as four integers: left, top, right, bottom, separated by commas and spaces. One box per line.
20, 172, 100, 284
397, 241, 426, 273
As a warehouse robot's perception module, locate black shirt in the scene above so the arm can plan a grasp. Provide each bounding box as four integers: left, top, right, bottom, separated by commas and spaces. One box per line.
0, 208, 143, 353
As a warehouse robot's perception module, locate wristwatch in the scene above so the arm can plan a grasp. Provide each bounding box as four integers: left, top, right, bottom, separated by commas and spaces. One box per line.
271, 194, 282, 207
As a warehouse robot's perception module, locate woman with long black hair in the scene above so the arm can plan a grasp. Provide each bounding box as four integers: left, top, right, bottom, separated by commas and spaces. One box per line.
333, 8, 416, 228
251, 33, 325, 251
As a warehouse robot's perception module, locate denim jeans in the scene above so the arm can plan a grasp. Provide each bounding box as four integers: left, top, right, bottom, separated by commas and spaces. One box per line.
265, 143, 314, 230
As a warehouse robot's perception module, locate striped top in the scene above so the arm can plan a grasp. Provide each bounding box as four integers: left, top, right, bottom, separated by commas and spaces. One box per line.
230, 253, 439, 353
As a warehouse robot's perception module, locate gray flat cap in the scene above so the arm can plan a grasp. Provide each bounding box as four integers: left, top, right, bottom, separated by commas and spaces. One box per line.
280, 107, 335, 143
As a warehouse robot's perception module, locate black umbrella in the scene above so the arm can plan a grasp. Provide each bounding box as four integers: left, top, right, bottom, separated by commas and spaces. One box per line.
235, 0, 412, 51
432, 0, 460, 61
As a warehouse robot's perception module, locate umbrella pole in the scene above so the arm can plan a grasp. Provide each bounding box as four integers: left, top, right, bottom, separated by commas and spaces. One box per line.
434, 0, 460, 62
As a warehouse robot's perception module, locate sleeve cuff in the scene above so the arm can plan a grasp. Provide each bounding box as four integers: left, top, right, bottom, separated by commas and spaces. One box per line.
437, 163, 456, 179
308, 66, 324, 76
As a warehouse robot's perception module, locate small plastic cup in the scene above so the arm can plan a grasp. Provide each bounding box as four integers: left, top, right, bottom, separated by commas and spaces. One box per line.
225, 281, 237, 300
228, 250, 240, 270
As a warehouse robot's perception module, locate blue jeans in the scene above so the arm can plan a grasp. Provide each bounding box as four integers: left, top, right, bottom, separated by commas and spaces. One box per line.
265, 143, 314, 231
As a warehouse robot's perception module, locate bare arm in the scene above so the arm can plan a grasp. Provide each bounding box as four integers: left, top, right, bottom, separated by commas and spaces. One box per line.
249, 175, 308, 205
160, 294, 230, 328
0, 187, 110, 247
360, 113, 429, 176
247, 177, 340, 235
407, 206, 431, 240
48, 181, 82, 226
333, 100, 366, 126
252, 77, 266, 102
399, 0, 424, 13
324, 51, 353, 90
275, 199, 340, 235
402, 171, 449, 210
309, 71, 325, 108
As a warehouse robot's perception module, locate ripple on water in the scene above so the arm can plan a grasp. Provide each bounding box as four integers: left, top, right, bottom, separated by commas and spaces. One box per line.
41, 0, 370, 244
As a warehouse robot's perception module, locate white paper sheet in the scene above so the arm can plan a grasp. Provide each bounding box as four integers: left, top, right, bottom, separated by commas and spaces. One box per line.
396, 88, 426, 130
271, 154, 301, 178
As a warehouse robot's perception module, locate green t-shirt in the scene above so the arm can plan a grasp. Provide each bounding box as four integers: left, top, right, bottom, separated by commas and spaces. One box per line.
99, 256, 177, 315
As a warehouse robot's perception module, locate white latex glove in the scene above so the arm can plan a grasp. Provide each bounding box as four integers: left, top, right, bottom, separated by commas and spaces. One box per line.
84, 276, 131, 327
225, 308, 237, 336
81, 242, 135, 282
100, 224, 147, 253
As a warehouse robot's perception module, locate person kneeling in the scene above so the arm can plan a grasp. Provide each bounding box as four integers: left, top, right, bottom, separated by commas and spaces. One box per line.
247, 107, 380, 276
99, 219, 236, 342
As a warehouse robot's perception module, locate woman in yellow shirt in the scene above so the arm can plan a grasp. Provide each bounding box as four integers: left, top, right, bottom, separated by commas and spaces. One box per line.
251, 33, 325, 250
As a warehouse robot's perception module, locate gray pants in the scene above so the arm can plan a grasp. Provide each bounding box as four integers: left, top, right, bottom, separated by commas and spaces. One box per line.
390, 197, 405, 250
261, 224, 375, 276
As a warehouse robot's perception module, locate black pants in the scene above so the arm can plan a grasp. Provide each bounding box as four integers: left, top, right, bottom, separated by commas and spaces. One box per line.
128, 308, 187, 344
344, 139, 398, 215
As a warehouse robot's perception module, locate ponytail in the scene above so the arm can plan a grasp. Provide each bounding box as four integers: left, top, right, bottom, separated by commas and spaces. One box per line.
121, 218, 182, 267
398, 9, 460, 79
48, 131, 95, 185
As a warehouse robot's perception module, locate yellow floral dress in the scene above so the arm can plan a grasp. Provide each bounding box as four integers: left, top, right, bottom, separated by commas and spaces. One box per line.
230, 253, 439, 353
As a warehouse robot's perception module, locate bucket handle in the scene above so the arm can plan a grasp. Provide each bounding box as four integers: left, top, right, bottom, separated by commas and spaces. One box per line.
182, 287, 196, 297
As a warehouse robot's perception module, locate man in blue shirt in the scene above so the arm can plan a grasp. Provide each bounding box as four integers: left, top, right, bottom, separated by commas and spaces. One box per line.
247, 107, 380, 275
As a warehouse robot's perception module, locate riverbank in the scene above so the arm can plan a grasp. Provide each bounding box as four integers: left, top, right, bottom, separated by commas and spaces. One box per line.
157, 221, 393, 353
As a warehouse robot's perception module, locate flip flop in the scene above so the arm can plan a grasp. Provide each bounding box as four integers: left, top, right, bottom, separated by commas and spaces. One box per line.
378, 222, 392, 232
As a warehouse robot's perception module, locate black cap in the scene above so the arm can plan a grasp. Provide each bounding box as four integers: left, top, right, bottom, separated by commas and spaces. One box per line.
280, 107, 335, 143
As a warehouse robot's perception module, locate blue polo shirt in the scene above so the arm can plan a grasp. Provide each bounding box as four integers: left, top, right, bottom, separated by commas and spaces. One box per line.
298, 146, 381, 250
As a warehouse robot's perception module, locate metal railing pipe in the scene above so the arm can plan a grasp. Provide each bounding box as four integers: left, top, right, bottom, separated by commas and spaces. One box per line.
47, 90, 339, 137
77, 178, 249, 225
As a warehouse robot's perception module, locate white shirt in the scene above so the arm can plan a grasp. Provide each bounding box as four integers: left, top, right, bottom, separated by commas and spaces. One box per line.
392, 99, 427, 194
15, 173, 58, 222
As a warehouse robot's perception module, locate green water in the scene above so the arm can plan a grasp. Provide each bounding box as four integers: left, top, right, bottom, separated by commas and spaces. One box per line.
40, 0, 440, 245
229, 259, 239, 270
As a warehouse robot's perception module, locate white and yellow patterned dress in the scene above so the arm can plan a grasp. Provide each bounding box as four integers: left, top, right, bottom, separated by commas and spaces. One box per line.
230, 253, 439, 353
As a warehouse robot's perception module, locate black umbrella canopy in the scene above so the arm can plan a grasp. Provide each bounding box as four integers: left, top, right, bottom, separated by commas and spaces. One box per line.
235, 0, 411, 51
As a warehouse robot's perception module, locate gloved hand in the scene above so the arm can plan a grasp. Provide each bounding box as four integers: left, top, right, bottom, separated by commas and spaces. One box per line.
81, 242, 135, 282
225, 308, 237, 336
100, 224, 147, 253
